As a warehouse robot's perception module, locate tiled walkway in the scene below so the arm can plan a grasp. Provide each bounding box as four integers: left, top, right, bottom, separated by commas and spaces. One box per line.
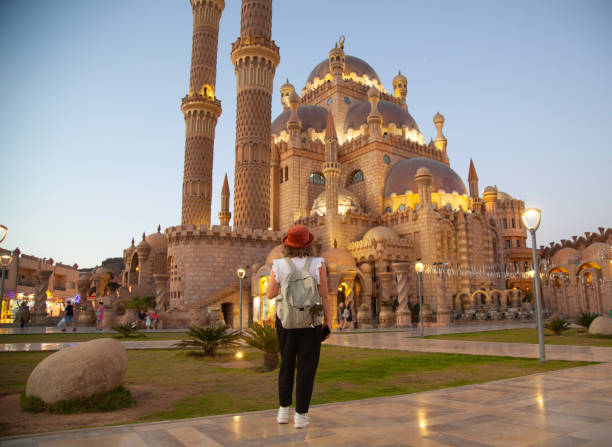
2, 363, 610, 447
2, 327, 612, 446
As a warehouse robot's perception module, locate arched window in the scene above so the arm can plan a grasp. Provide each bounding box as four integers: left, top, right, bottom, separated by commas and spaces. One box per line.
309, 172, 325, 185
350, 170, 364, 184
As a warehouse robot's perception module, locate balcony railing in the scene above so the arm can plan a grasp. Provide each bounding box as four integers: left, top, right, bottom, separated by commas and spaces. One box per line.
54, 285, 66, 291
17, 280, 35, 287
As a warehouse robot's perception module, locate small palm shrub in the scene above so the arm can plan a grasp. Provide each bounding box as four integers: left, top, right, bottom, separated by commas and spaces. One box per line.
174, 326, 241, 357
242, 323, 280, 371
112, 321, 140, 338
545, 317, 570, 335
576, 312, 599, 329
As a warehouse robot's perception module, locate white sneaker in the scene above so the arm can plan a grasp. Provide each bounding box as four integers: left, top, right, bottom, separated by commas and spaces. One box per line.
277, 406, 289, 424
294, 412, 309, 429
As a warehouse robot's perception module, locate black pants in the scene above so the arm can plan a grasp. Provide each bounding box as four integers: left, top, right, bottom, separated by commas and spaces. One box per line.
276, 316, 322, 414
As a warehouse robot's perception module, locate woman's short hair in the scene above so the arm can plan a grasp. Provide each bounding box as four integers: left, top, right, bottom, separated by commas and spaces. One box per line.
282, 245, 313, 258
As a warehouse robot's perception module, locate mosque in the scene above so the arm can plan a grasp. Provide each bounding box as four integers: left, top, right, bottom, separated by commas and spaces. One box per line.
118, 0, 543, 329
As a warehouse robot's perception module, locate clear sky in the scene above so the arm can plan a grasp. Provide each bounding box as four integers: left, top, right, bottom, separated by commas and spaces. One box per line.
1, 0, 611, 268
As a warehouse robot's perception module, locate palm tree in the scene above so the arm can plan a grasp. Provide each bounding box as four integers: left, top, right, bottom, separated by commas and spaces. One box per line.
576, 312, 599, 330
174, 326, 241, 357
545, 317, 570, 336
242, 323, 280, 371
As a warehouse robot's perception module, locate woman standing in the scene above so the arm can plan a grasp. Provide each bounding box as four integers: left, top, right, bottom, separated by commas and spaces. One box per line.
267, 225, 332, 429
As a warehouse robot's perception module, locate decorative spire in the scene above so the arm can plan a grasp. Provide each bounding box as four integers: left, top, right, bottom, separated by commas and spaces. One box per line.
157, 224, 161, 233
219, 173, 232, 226
393, 70, 408, 109
468, 158, 479, 200
142, 232, 146, 241
131, 237, 135, 246
325, 111, 337, 141
433, 112, 447, 152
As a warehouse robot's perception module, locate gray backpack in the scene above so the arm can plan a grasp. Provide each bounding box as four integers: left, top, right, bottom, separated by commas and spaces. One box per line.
276, 257, 323, 329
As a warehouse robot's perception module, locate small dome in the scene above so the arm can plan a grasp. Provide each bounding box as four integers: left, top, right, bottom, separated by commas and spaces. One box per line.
305, 55, 381, 86
145, 232, 167, 248
367, 86, 379, 98
384, 158, 467, 197
344, 100, 419, 133
552, 247, 582, 266
136, 238, 150, 250
93, 267, 110, 279
433, 112, 445, 125
311, 187, 361, 216
393, 70, 407, 84
484, 186, 496, 194
497, 191, 513, 201
266, 244, 284, 265
271, 105, 329, 135
321, 248, 356, 268
363, 226, 399, 241
416, 166, 432, 178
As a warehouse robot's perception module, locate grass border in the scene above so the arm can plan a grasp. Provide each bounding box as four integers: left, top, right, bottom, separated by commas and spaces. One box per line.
20, 386, 134, 414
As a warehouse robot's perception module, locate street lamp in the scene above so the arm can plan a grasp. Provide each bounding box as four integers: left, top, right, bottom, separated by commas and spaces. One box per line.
0, 225, 7, 244
236, 268, 246, 332
415, 261, 424, 338
1, 254, 13, 316
522, 207, 545, 362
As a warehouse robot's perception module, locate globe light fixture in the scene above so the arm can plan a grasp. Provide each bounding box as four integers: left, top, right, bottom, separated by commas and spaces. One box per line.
521, 208, 541, 232
236, 268, 247, 331
415, 261, 424, 337
0, 225, 7, 244
522, 207, 546, 362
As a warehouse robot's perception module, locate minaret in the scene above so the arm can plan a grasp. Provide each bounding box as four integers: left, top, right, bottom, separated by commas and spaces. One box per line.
367, 86, 382, 142
180, 0, 225, 228
231, 0, 280, 229
218, 173, 231, 226
468, 158, 479, 200
322, 112, 341, 247
393, 70, 408, 110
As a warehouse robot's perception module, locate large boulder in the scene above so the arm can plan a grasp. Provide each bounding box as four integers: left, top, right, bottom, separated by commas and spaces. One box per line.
26, 338, 127, 404
589, 316, 612, 335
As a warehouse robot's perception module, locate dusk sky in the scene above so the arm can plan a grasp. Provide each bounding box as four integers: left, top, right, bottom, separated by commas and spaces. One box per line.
1, 0, 611, 268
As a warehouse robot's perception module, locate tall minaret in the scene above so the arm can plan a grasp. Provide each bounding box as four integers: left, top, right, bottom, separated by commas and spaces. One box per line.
231, 0, 280, 229
323, 112, 340, 247
180, 0, 225, 228
468, 158, 479, 200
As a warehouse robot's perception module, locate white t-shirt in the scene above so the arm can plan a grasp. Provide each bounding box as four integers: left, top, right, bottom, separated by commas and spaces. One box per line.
272, 257, 324, 286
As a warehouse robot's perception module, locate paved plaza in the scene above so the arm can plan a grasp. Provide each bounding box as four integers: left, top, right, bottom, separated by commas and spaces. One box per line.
1, 327, 611, 446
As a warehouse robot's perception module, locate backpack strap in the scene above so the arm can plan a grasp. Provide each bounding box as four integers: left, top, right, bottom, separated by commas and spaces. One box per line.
303, 256, 313, 272
284, 257, 297, 273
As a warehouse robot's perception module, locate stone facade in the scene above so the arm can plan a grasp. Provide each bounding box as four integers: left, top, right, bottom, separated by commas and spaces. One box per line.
114, 0, 545, 328
540, 228, 612, 318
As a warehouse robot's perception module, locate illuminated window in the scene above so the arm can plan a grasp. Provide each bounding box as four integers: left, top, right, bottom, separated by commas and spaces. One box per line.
350, 170, 364, 184
309, 172, 325, 185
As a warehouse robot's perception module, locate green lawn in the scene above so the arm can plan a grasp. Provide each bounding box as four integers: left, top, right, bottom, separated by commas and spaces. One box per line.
426, 328, 612, 347
0, 346, 592, 424
0, 331, 188, 344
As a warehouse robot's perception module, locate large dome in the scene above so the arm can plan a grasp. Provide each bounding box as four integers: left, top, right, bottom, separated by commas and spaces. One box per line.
145, 232, 167, 248
344, 100, 419, 133
384, 158, 467, 197
362, 226, 399, 241
271, 105, 329, 136
305, 55, 381, 86
311, 187, 361, 216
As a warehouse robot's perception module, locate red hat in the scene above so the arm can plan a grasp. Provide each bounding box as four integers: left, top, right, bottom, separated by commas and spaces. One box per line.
282, 225, 315, 248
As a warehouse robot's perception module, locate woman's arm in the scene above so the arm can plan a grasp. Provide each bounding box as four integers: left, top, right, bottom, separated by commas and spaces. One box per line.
267, 268, 279, 299
318, 263, 332, 328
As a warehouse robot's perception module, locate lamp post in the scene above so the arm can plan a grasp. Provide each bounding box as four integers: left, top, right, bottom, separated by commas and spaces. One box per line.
522, 208, 545, 363
1, 254, 13, 318
415, 261, 424, 338
236, 268, 246, 332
